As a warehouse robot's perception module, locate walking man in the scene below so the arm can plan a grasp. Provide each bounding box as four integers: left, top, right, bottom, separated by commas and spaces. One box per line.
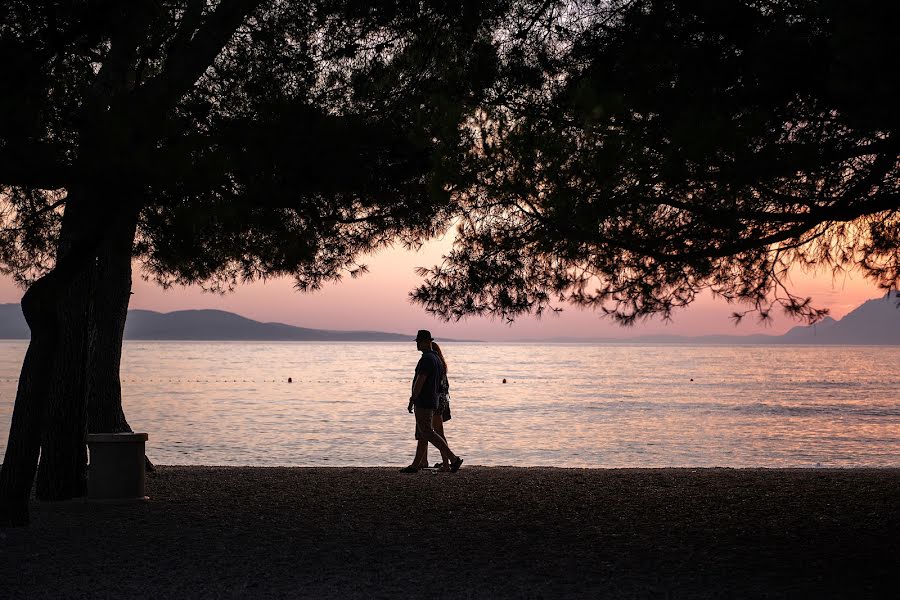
401, 330, 463, 473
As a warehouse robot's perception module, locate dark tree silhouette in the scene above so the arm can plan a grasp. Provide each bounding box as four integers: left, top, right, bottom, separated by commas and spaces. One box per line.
4, 0, 897, 526
0, 0, 511, 525
412, 0, 900, 324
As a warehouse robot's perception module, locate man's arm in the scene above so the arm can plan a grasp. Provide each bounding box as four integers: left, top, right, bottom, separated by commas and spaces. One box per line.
408, 372, 429, 412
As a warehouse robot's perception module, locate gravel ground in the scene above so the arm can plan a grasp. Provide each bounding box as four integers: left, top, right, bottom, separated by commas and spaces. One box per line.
2, 466, 898, 599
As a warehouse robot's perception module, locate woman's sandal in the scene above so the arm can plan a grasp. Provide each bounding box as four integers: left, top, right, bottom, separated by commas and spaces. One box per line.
450, 457, 464, 473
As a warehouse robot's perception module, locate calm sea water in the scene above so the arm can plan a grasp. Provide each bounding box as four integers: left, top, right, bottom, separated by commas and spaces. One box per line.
0, 341, 898, 468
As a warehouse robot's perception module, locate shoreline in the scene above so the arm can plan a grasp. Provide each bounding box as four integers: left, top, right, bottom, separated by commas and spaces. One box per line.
4, 466, 899, 598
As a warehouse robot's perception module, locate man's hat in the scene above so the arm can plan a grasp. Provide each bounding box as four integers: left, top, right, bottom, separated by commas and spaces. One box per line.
414, 329, 433, 342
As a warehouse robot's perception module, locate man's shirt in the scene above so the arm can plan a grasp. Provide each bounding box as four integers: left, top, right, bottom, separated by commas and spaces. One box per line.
413, 349, 443, 409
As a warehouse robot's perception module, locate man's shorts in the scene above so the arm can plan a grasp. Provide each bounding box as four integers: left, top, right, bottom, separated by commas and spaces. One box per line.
413, 406, 435, 440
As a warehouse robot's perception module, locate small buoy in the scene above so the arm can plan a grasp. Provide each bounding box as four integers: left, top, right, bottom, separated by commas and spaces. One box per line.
690, 378, 694, 382
288, 377, 292, 383
502, 378, 507, 384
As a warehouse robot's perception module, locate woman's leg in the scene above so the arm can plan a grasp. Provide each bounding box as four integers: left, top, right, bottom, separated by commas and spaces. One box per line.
433, 416, 450, 469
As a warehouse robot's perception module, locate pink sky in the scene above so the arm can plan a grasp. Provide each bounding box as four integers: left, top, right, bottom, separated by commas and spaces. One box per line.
0, 235, 885, 341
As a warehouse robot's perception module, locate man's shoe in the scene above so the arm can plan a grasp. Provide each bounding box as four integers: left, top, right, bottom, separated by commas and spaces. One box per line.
450, 457, 463, 473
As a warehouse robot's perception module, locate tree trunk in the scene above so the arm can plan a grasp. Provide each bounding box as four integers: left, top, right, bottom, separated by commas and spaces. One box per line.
33, 273, 94, 500
87, 211, 136, 433
0, 190, 145, 521
0, 278, 61, 525
85, 208, 154, 470
0, 221, 100, 523
33, 187, 100, 501
35, 192, 151, 498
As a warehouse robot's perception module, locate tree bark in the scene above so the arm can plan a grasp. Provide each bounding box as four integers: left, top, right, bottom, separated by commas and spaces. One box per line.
0, 219, 100, 523
0, 189, 146, 520
85, 207, 154, 470
87, 210, 136, 433
33, 274, 93, 500
0, 278, 61, 525
33, 187, 100, 501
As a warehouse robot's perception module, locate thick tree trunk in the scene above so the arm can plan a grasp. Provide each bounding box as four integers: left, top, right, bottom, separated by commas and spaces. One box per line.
33, 188, 99, 501
35, 192, 152, 497
87, 212, 136, 433
0, 223, 100, 523
33, 272, 94, 500
85, 208, 154, 471
0, 191, 144, 521
0, 279, 61, 525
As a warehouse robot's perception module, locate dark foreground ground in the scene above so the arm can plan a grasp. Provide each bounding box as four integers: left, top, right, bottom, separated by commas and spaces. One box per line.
2, 467, 898, 599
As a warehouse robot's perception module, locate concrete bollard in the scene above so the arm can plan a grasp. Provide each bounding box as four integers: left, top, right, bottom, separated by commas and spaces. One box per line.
86, 432, 149, 502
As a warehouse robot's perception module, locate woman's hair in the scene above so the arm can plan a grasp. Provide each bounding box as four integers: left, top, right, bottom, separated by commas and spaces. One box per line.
432, 341, 448, 374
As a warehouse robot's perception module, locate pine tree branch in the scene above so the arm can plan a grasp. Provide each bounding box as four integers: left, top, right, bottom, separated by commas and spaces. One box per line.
138, 0, 262, 112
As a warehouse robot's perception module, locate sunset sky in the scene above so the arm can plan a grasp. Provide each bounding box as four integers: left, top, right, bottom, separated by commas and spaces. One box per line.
0, 234, 884, 341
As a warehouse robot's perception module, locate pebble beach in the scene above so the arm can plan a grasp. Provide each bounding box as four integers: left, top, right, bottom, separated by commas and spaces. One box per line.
3, 466, 899, 599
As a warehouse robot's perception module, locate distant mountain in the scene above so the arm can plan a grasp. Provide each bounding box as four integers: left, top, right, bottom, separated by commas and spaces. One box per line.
780, 296, 900, 344
621, 300, 897, 344
124, 309, 418, 341
1, 296, 897, 343
0, 305, 413, 342
513, 295, 900, 345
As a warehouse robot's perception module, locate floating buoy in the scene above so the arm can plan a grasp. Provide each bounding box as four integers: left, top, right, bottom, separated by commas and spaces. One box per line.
288, 377, 293, 383
502, 378, 507, 384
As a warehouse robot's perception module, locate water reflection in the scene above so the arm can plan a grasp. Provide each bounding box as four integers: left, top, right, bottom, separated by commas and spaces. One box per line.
0, 341, 897, 467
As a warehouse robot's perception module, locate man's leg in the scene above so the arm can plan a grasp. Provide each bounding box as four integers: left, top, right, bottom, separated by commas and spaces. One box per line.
412, 438, 429, 468
412, 416, 428, 468
409, 407, 432, 468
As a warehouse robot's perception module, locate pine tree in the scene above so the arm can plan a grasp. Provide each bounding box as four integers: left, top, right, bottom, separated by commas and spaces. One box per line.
0, 0, 508, 525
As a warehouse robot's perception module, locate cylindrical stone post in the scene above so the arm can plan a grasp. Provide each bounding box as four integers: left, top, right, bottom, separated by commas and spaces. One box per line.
86, 432, 149, 501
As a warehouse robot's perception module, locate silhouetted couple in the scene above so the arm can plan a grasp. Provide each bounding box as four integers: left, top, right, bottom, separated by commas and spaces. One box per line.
401, 330, 462, 473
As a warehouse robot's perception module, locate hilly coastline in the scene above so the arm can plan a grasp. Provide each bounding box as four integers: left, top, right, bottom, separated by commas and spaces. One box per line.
536, 295, 900, 344
777, 297, 900, 345
0, 305, 412, 342
0, 295, 897, 343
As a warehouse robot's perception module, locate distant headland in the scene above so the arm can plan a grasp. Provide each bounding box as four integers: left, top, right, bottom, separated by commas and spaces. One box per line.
524, 295, 900, 345
0, 306, 419, 342
0, 296, 897, 343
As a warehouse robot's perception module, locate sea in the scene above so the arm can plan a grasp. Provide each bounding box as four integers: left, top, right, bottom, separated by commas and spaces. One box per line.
0, 341, 897, 468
